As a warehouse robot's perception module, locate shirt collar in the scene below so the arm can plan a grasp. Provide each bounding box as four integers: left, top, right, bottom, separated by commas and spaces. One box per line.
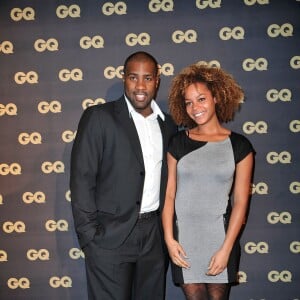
124, 95, 165, 121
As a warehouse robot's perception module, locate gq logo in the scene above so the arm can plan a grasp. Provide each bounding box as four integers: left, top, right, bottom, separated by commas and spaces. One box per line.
80, 36, 104, 49
148, 0, 174, 12
196, 0, 221, 9
237, 271, 247, 283
0, 103, 17, 116
244, 0, 269, 5
0, 163, 21, 175
65, 190, 71, 202
0, 250, 8, 261
289, 182, 300, 194
7, 278, 30, 289
69, 248, 85, 259
14, 71, 38, 84
34, 38, 59, 52
172, 30, 197, 44
56, 5, 80, 18
243, 121, 267, 134
2, 221, 26, 233
18, 132, 42, 145
266, 88, 291, 102
0, 194, 3, 205
10, 7, 35, 21
251, 182, 268, 195
62, 130, 77, 143
22, 191, 46, 204
242, 58, 268, 71
49, 276, 72, 288
266, 151, 291, 164
38, 101, 61, 114
290, 56, 300, 70
82, 98, 106, 110
41, 161, 65, 174
59, 68, 83, 82
0, 41, 14, 54
219, 27, 244, 40
125, 33, 151, 46
290, 241, 300, 254
197, 60, 221, 68
102, 2, 127, 15
267, 212, 292, 224
268, 270, 292, 282
104, 66, 124, 79
27, 249, 50, 261
45, 220, 68, 232
244, 242, 269, 254
267, 23, 293, 38
159, 63, 174, 76
289, 120, 300, 133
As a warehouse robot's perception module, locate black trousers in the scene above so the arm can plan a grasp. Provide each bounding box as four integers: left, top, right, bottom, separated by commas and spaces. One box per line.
83, 214, 167, 300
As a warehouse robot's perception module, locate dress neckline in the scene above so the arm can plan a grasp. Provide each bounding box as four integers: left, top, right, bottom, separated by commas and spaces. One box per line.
185, 130, 232, 143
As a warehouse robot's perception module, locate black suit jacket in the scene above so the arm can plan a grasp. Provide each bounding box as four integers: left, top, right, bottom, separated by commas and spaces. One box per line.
70, 96, 176, 249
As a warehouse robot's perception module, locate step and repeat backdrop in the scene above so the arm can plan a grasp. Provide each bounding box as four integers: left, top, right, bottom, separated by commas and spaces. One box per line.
0, 0, 299, 299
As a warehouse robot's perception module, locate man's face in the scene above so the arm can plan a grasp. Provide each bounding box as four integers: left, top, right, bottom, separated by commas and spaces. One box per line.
123, 59, 159, 117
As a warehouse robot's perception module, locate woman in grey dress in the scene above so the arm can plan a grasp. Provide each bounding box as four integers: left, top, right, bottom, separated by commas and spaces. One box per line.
162, 63, 254, 300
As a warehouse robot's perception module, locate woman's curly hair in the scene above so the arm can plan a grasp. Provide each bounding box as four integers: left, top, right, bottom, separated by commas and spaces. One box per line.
168, 63, 244, 128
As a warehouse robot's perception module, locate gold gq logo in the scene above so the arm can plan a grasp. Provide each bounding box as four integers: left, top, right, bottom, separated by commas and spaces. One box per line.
56, 5, 80, 18
34, 38, 59, 52
244, 242, 269, 254
268, 270, 292, 282
82, 98, 106, 110
242, 58, 268, 71
14, 71, 38, 84
237, 271, 247, 283
251, 182, 268, 195
7, 278, 30, 289
41, 161, 65, 174
0, 194, 3, 205
18, 132, 42, 145
45, 220, 69, 232
159, 63, 174, 76
267, 23, 293, 38
0, 163, 21, 175
10, 7, 35, 21
62, 130, 77, 143
102, 2, 127, 15
266, 88, 291, 102
148, 0, 174, 12
290, 56, 300, 70
219, 27, 244, 40
125, 33, 151, 46
0, 41, 14, 54
267, 212, 292, 224
266, 151, 291, 164
38, 101, 62, 114
59, 68, 83, 82
290, 241, 300, 254
80, 36, 104, 49
172, 30, 197, 43
3, 221, 26, 233
243, 121, 267, 134
289, 120, 300, 133
65, 190, 71, 202
49, 276, 72, 288
196, 0, 221, 9
196, 60, 221, 68
22, 191, 46, 204
0, 103, 17, 116
0, 250, 8, 261
27, 249, 50, 261
69, 248, 85, 259
289, 182, 300, 194
244, 0, 269, 5
104, 66, 124, 79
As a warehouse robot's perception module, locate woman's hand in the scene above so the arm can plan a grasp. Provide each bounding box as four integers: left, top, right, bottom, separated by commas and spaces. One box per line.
206, 248, 230, 276
166, 239, 190, 269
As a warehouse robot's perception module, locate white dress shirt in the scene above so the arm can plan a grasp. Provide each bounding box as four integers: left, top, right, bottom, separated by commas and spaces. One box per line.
125, 96, 164, 213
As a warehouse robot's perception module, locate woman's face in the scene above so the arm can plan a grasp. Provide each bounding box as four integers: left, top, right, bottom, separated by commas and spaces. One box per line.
184, 82, 217, 126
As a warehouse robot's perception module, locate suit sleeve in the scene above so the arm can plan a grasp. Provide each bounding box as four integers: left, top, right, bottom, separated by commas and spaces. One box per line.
70, 107, 103, 249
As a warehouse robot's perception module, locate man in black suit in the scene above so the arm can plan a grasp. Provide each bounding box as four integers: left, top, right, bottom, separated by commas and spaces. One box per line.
70, 51, 176, 300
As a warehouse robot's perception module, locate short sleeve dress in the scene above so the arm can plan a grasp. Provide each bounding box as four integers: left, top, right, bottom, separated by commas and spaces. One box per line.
168, 130, 254, 284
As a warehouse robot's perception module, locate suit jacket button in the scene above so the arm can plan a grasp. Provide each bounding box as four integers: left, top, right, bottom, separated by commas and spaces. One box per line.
140, 171, 145, 176
136, 201, 140, 206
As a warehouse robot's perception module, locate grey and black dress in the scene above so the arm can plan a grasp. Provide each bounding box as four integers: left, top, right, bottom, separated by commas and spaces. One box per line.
168, 130, 254, 284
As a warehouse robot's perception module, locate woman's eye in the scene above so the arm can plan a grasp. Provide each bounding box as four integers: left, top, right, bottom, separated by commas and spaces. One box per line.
185, 102, 191, 106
